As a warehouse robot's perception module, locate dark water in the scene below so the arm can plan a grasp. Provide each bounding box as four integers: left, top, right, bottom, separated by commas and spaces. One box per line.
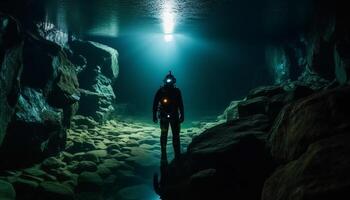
46, 0, 313, 120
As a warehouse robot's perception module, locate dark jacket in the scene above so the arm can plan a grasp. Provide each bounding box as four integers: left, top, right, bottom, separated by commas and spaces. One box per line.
153, 86, 184, 121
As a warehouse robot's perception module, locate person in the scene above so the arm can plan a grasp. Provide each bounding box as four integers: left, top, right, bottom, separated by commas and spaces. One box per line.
153, 71, 184, 162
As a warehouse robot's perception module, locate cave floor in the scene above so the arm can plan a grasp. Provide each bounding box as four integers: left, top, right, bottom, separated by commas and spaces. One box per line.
0, 118, 221, 200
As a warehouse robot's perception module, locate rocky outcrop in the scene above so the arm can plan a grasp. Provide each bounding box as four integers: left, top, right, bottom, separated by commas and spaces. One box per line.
263, 86, 350, 200
157, 114, 274, 200
266, 1, 350, 86
68, 40, 119, 122
0, 14, 22, 146
159, 83, 322, 200
0, 14, 79, 168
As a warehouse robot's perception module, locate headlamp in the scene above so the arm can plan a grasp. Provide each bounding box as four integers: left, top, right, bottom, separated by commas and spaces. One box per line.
166, 78, 172, 83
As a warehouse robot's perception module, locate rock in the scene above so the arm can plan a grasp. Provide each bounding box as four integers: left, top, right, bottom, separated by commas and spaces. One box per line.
0, 180, 16, 200
37, 181, 74, 200
74, 152, 100, 163
0, 14, 22, 146
75, 161, 97, 173
96, 165, 112, 178
12, 178, 39, 199
237, 96, 269, 118
41, 157, 66, 170
247, 85, 285, 99
218, 100, 241, 121
77, 172, 103, 192
100, 158, 120, 170
66, 139, 95, 153
269, 86, 350, 162
54, 170, 76, 182
22, 167, 47, 177
107, 143, 120, 153
61, 151, 74, 162
69, 40, 119, 80
78, 88, 115, 122
87, 149, 108, 158
72, 115, 98, 128
0, 88, 65, 168
263, 134, 350, 200
161, 114, 274, 200
69, 40, 119, 122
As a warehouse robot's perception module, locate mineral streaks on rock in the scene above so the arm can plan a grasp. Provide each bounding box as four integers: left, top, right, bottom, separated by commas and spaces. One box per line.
68, 40, 119, 121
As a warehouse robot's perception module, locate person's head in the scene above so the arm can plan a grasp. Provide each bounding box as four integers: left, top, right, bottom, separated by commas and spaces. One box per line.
163, 71, 176, 86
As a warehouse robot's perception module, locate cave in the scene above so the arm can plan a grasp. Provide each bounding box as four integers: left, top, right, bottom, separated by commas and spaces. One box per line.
1, 0, 350, 200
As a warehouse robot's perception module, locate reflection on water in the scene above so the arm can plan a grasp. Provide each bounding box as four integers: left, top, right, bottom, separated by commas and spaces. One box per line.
45, 0, 213, 37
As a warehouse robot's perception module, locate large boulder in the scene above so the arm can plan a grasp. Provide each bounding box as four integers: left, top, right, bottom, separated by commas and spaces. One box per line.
159, 114, 275, 200
69, 40, 119, 80
269, 86, 350, 162
263, 134, 350, 200
68, 40, 119, 121
234, 84, 315, 121
1, 17, 80, 167
0, 180, 16, 200
22, 32, 79, 127
0, 88, 65, 168
0, 14, 22, 146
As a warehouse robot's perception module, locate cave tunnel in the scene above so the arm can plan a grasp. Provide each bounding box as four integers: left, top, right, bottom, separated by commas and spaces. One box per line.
1, 0, 350, 200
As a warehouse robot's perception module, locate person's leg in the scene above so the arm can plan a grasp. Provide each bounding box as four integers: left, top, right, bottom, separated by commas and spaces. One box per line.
170, 120, 181, 160
160, 120, 169, 163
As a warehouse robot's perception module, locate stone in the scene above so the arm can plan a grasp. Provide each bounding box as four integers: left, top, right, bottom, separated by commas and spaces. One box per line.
0, 88, 65, 168
69, 40, 119, 80
77, 172, 103, 192
42, 157, 66, 170
72, 115, 98, 128
86, 149, 108, 158
100, 158, 120, 170
263, 134, 350, 200
237, 96, 269, 118
23, 167, 47, 177
247, 85, 285, 99
160, 114, 274, 200
0, 180, 16, 200
75, 161, 98, 173
69, 40, 118, 122
37, 181, 74, 200
219, 100, 241, 121
269, 86, 350, 162
12, 178, 38, 199
96, 165, 112, 178
0, 19, 22, 146
66, 139, 95, 153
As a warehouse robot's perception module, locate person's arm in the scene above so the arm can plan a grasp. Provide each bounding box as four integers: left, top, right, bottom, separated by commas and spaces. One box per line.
153, 89, 161, 122
178, 89, 184, 123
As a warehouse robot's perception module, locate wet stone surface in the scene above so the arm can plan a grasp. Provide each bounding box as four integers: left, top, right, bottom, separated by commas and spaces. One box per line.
0, 117, 221, 200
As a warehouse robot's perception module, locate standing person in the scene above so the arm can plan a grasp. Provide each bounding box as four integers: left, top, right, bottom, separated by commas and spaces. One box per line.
153, 71, 184, 162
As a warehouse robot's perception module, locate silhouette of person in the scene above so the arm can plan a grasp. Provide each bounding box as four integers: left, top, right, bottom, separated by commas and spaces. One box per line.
153, 71, 184, 163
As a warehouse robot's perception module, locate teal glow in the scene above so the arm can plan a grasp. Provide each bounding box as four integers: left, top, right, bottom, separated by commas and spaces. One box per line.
164, 34, 174, 42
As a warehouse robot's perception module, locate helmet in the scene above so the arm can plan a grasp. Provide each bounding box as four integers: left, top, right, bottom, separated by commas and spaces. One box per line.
163, 71, 176, 85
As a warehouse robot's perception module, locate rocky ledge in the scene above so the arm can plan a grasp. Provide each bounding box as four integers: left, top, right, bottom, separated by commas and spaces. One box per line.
157, 83, 350, 200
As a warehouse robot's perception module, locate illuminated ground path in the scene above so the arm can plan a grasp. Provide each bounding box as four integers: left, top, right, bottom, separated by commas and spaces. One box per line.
65, 118, 216, 200
0, 116, 220, 200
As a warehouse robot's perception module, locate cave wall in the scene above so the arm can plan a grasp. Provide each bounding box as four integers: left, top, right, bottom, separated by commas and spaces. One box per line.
0, 10, 119, 168
266, 0, 350, 86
